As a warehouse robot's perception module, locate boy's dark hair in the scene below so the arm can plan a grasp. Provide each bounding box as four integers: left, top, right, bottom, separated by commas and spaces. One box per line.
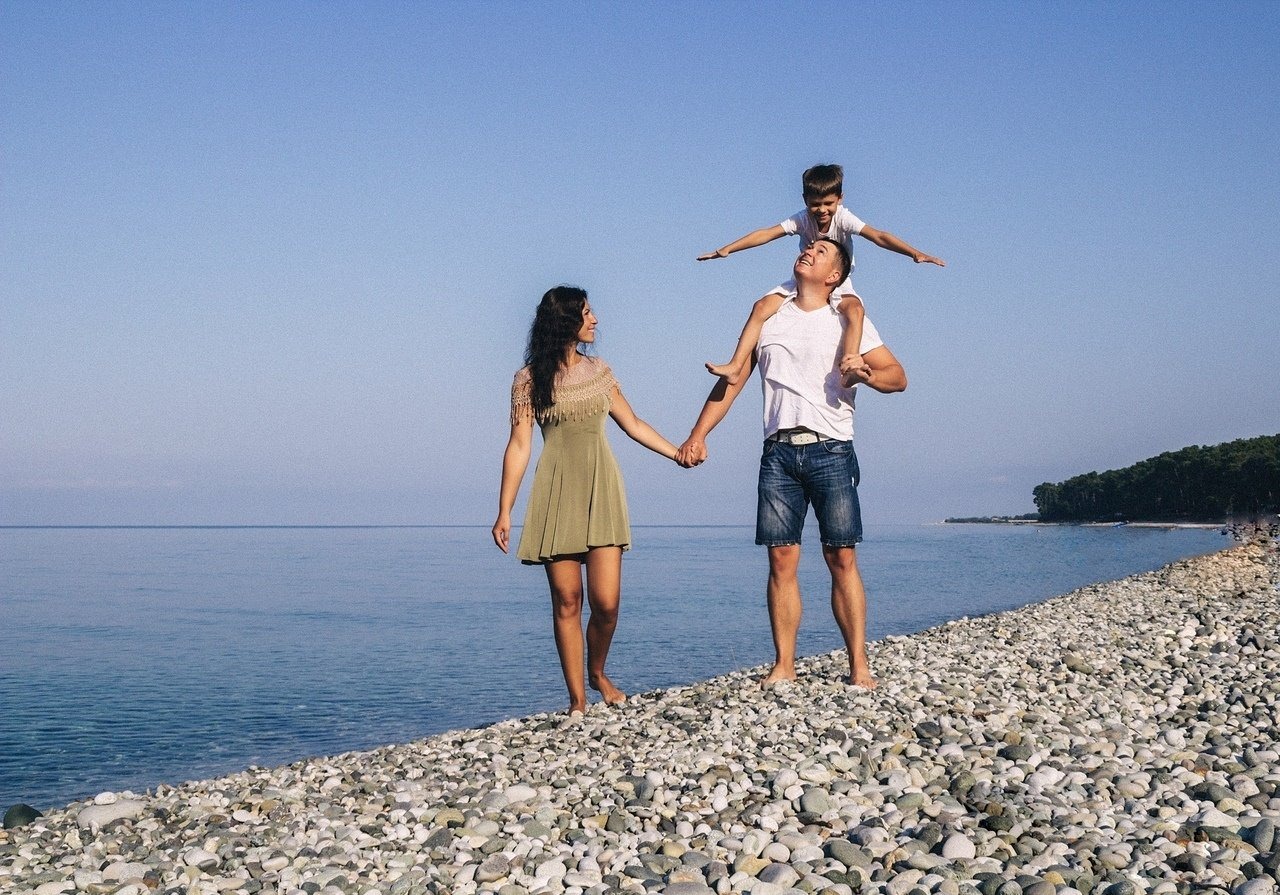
815, 236, 852, 285
802, 163, 843, 199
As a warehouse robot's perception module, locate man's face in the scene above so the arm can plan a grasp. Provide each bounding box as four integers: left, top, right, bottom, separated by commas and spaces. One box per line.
794, 240, 841, 287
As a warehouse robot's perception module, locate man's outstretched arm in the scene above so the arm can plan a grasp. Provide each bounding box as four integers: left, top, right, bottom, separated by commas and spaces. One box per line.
676, 356, 757, 466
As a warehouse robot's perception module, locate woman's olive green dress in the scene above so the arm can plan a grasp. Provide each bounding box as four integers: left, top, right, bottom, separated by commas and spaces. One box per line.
511, 356, 631, 564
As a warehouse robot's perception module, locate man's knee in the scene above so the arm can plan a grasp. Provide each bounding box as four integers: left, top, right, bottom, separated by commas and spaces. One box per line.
822, 545, 859, 573
768, 544, 801, 574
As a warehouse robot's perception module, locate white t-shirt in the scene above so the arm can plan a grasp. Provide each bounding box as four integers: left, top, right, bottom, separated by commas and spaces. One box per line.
757, 295, 884, 442
772, 204, 867, 298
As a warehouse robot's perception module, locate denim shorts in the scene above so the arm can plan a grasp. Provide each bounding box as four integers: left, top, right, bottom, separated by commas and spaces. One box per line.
756, 438, 863, 547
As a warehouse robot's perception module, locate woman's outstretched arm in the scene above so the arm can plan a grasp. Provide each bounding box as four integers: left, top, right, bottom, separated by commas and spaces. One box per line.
608, 387, 680, 462
493, 415, 534, 553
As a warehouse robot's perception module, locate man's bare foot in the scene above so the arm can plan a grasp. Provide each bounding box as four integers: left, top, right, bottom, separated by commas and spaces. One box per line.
568, 698, 587, 715
704, 361, 743, 385
849, 669, 877, 689
588, 673, 626, 705
760, 664, 797, 687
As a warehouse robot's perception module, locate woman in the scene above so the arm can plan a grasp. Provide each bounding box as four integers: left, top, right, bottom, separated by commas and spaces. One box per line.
493, 286, 679, 715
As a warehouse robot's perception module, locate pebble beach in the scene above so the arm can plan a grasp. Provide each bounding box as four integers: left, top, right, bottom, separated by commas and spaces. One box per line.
4, 540, 1278, 895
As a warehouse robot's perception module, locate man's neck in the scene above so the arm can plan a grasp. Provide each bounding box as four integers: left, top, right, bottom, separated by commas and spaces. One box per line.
793, 280, 835, 311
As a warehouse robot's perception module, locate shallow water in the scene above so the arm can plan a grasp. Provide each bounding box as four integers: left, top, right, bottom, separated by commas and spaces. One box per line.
0, 523, 1226, 810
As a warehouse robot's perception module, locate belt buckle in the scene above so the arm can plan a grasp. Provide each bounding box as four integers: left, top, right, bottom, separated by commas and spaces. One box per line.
790, 431, 818, 445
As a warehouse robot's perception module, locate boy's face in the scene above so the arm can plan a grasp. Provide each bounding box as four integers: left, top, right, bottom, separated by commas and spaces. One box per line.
804, 191, 841, 231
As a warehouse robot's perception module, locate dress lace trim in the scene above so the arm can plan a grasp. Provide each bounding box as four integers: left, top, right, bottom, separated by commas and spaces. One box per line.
511, 356, 618, 425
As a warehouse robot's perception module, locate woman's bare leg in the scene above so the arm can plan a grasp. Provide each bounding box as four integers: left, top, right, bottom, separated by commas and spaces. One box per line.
584, 546, 626, 703
544, 556, 588, 713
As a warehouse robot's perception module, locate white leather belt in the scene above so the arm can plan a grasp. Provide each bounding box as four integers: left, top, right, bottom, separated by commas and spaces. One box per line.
769, 429, 829, 445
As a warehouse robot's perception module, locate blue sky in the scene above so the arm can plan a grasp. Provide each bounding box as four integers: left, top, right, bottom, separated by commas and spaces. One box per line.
3, 2, 1277, 525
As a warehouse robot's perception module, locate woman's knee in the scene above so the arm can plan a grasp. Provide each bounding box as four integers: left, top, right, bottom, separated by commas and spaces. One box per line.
590, 602, 619, 627
551, 588, 583, 618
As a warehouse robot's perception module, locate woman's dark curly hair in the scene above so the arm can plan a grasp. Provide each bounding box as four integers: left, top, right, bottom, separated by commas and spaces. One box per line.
525, 285, 588, 419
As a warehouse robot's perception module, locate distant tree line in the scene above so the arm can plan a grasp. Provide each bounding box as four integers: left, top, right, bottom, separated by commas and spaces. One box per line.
1033, 434, 1280, 522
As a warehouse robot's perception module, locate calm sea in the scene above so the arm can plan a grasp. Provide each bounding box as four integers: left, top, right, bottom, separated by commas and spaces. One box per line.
1, 523, 1227, 811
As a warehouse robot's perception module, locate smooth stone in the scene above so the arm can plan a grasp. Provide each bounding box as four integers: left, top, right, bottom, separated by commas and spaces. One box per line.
76, 799, 145, 829
662, 884, 715, 895
941, 834, 977, 861
800, 787, 834, 815
757, 863, 800, 887
761, 842, 790, 863
183, 848, 219, 870
93, 791, 119, 805
1247, 819, 1277, 852
1102, 881, 1136, 895
504, 784, 537, 804
887, 869, 926, 895
102, 862, 150, 882
1234, 880, 1275, 895
477, 854, 511, 883
3, 803, 43, 829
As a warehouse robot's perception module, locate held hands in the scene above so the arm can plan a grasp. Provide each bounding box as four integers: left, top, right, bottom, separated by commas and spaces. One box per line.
840, 353, 873, 388
675, 437, 708, 468
492, 514, 511, 553
840, 353, 871, 378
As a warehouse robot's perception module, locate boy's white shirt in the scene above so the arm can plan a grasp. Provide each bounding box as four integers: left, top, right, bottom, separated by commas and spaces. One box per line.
757, 294, 884, 442
772, 204, 866, 299
779, 205, 866, 269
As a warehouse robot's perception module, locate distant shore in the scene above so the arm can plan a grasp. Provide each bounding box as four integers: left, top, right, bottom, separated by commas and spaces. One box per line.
4, 539, 1277, 895
944, 516, 1224, 529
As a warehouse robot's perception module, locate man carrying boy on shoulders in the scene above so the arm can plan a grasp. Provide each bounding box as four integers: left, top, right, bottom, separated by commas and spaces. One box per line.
677, 237, 906, 688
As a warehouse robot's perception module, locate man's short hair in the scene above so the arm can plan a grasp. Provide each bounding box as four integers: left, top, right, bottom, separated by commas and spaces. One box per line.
815, 236, 852, 285
802, 163, 843, 199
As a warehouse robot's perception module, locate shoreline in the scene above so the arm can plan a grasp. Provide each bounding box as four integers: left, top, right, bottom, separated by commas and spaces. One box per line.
4, 541, 1277, 895
941, 520, 1225, 530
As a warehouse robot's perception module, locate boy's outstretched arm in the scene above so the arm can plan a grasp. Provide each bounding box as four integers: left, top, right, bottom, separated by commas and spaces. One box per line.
697, 224, 787, 261
858, 225, 945, 266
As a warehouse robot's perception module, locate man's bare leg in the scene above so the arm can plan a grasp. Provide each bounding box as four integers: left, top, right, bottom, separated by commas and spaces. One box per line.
762, 544, 802, 686
545, 557, 589, 713
584, 546, 626, 704
823, 545, 876, 688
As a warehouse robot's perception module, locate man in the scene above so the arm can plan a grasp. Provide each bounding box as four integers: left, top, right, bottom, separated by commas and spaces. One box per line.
676, 237, 907, 688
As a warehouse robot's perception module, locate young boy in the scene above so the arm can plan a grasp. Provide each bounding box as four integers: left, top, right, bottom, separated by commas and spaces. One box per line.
697, 163, 944, 385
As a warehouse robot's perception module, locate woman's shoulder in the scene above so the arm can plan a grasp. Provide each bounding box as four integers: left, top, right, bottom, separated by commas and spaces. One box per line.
579, 355, 617, 383
513, 365, 532, 386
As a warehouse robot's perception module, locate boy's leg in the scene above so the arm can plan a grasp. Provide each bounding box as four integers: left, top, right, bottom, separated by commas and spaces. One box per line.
836, 292, 867, 386
706, 291, 787, 385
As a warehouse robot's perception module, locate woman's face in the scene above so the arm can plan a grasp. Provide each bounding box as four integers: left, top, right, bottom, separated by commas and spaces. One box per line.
576, 302, 598, 344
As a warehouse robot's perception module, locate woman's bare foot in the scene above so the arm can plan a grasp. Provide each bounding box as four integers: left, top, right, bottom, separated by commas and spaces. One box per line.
589, 673, 626, 705
760, 663, 797, 687
704, 360, 743, 385
568, 698, 587, 715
